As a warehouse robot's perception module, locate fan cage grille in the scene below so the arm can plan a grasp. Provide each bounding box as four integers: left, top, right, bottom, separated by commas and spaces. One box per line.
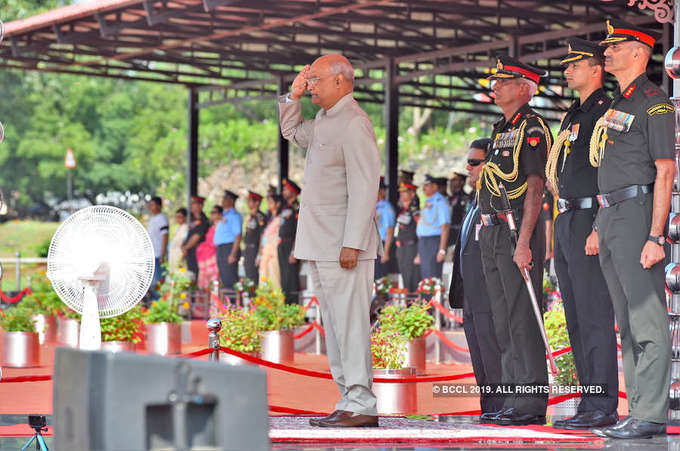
47, 205, 155, 318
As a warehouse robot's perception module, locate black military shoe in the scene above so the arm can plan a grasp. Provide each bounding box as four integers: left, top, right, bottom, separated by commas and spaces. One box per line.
480, 407, 510, 424
495, 408, 546, 426
557, 410, 618, 430
591, 416, 633, 438
595, 418, 666, 439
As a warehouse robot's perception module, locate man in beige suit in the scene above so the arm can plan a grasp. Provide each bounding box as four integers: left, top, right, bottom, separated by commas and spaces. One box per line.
279, 54, 381, 428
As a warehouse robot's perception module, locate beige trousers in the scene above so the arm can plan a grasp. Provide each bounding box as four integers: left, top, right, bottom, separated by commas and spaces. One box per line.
308, 259, 377, 415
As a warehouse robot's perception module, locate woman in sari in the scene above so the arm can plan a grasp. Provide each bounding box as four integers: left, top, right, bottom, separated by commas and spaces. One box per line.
257, 194, 283, 288
196, 206, 222, 290
168, 207, 188, 272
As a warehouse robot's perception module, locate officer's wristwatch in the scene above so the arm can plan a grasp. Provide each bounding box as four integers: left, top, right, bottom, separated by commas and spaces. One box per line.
438, 249, 446, 255
648, 234, 665, 246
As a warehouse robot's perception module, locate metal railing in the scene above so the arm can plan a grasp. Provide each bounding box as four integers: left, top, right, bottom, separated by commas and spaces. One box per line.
0, 252, 48, 291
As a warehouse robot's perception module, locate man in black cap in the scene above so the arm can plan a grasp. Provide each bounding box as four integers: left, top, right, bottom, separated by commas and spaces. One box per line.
416, 174, 450, 279
215, 190, 242, 290
395, 182, 421, 292
449, 138, 503, 416
243, 191, 267, 282
546, 38, 619, 430
590, 19, 673, 439
478, 55, 552, 425
279, 179, 301, 304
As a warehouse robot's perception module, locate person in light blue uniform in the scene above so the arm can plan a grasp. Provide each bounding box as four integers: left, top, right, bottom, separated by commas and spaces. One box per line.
416, 174, 450, 279
375, 176, 396, 279
214, 189, 243, 290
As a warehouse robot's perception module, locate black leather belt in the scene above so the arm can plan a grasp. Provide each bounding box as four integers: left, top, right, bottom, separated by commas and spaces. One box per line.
481, 213, 508, 227
557, 196, 596, 214
597, 184, 651, 208
397, 239, 416, 247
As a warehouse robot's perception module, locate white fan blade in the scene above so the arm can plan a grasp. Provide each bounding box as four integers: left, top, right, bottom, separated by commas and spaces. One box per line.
79, 285, 101, 350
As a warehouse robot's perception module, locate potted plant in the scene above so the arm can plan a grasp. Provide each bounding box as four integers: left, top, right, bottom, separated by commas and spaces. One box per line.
57, 303, 81, 348
100, 306, 144, 353
543, 297, 580, 419
143, 299, 183, 355
371, 327, 417, 414
371, 276, 395, 324
234, 277, 257, 305
0, 305, 40, 367
417, 277, 441, 299
22, 291, 61, 344
379, 301, 434, 374
252, 280, 305, 363
219, 305, 262, 365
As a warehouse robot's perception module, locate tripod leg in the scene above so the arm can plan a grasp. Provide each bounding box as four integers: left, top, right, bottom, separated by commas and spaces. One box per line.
37, 433, 49, 451
20, 434, 35, 451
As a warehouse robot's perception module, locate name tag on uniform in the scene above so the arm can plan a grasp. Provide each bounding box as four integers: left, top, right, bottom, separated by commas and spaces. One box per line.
247, 219, 257, 229
569, 123, 580, 142
493, 129, 519, 149
602, 109, 635, 132
397, 213, 411, 225
282, 209, 292, 219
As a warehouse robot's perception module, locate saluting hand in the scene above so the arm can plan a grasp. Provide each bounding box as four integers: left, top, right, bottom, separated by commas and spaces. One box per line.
290, 65, 310, 101
340, 247, 359, 270
585, 230, 599, 256
513, 242, 533, 280
640, 241, 665, 269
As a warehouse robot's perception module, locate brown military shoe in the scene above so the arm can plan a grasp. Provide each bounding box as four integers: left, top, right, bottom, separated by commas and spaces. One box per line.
309, 410, 346, 427
317, 411, 379, 428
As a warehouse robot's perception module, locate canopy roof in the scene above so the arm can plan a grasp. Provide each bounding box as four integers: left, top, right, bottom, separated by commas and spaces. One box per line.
0, 0, 669, 115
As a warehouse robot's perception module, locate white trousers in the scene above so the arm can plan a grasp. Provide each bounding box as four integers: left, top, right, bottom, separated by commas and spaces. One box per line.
308, 259, 377, 415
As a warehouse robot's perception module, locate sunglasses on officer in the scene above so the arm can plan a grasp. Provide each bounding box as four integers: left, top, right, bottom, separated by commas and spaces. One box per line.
467, 158, 485, 167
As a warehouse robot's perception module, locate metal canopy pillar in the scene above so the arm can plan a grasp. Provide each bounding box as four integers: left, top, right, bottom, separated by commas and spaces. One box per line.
187, 87, 199, 208
385, 58, 399, 206
277, 77, 290, 193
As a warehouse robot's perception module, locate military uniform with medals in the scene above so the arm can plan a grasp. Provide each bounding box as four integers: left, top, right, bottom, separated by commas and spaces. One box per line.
592, 21, 673, 426
478, 57, 552, 423
547, 39, 620, 426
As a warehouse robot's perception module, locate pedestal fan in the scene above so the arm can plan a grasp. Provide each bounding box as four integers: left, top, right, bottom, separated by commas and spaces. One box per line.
47, 206, 155, 350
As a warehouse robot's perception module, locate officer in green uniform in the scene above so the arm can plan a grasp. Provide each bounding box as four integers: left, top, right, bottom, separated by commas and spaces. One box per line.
547, 38, 619, 430
395, 182, 421, 292
590, 19, 674, 439
399, 170, 420, 208
243, 190, 267, 282
478, 56, 552, 426
278, 179, 301, 305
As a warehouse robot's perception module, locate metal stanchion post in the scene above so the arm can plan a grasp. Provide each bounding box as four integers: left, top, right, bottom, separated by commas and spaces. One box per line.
210, 280, 219, 318
15, 251, 20, 292
207, 318, 222, 362
435, 290, 441, 365
315, 302, 321, 355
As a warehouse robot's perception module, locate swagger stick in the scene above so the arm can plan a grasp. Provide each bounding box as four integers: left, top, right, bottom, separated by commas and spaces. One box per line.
497, 183, 559, 377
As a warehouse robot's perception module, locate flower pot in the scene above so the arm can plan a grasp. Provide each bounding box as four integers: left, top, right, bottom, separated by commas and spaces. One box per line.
219, 350, 260, 366
1, 332, 40, 367
101, 341, 136, 353
145, 322, 182, 356
32, 314, 58, 344
547, 393, 581, 421
57, 317, 79, 348
261, 330, 295, 364
373, 367, 418, 414
406, 337, 426, 374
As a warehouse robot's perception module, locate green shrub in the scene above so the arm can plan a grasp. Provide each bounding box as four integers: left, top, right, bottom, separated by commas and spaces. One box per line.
100, 306, 144, 343
371, 327, 407, 369
252, 280, 305, 331
378, 301, 434, 339
0, 305, 37, 333
219, 306, 262, 353
544, 302, 578, 386
144, 299, 182, 324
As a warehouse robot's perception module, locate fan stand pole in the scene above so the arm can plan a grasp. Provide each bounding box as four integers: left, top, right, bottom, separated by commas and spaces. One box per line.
79, 281, 102, 350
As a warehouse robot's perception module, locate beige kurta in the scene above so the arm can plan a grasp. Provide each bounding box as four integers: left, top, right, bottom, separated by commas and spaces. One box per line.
168, 223, 189, 272
279, 92, 381, 415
